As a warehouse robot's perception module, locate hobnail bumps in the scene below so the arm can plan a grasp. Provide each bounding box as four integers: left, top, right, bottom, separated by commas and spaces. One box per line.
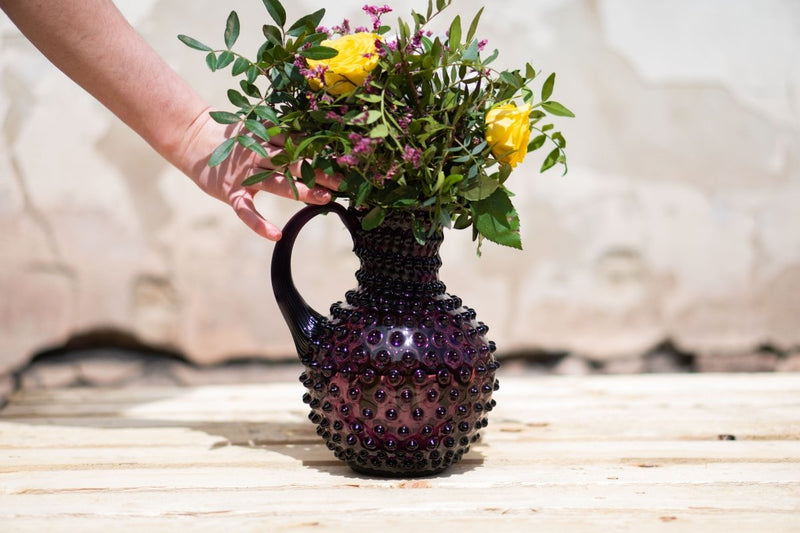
296, 210, 500, 477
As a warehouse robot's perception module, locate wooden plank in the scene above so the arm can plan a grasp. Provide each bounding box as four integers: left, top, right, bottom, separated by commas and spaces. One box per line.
0, 374, 798, 532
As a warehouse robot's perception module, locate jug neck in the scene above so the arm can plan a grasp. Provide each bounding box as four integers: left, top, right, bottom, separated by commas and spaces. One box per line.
351, 209, 445, 296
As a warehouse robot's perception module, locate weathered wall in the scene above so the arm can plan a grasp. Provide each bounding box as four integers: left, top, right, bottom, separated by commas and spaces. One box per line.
2, 0, 799, 375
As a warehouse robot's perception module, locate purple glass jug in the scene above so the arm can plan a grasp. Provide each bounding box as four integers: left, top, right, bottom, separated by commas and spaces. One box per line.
271, 202, 499, 477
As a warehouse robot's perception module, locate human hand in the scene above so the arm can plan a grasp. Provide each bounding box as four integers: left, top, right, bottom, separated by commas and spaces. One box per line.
180, 110, 342, 240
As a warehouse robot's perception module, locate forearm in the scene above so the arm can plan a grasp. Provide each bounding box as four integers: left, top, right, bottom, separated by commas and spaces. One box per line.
0, 0, 209, 175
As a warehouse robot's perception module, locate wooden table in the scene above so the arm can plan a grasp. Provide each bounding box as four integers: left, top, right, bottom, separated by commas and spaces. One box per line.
1, 372, 798, 532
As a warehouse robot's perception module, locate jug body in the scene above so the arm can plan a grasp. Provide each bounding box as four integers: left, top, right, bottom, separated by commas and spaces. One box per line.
272, 203, 499, 477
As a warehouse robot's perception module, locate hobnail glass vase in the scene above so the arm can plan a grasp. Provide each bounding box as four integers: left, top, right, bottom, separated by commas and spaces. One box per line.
271, 202, 499, 477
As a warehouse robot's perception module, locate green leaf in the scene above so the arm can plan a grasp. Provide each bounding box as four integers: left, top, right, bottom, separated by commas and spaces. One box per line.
540, 147, 560, 172
362, 206, 386, 231
216, 50, 235, 69
411, 215, 428, 245
270, 152, 290, 167
472, 189, 522, 250
254, 105, 279, 124
461, 39, 479, 62
208, 138, 236, 167
528, 134, 547, 152
287, 8, 326, 37
209, 111, 240, 124
499, 70, 519, 88
263, 25, 283, 46
542, 101, 575, 117
237, 135, 269, 159
224, 11, 240, 49
453, 213, 471, 230
245, 119, 271, 142
232, 57, 251, 76
262, 0, 286, 27
227, 89, 249, 108
465, 7, 484, 44
525, 62, 537, 80
205, 52, 218, 71
448, 15, 462, 49
242, 170, 276, 187
357, 93, 383, 104
369, 123, 389, 138
483, 48, 499, 65
299, 45, 339, 60
300, 161, 316, 187
541, 72, 555, 102
462, 174, 499, 201
177, 34, 212, 52
240, 80, 261, 99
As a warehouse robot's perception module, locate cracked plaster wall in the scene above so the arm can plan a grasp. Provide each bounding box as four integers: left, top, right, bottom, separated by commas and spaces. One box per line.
1, 0, 799, 374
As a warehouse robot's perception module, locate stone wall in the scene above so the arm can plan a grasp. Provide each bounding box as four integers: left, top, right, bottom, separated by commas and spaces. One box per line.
2, 0, 799, 378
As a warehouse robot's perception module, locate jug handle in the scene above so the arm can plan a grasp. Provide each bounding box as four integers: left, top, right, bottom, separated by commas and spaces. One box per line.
271, 202, 360, 356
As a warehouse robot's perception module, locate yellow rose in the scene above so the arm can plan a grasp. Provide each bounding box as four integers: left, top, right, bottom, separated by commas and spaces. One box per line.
485, 103, 532, 168
306, 32, 381, 96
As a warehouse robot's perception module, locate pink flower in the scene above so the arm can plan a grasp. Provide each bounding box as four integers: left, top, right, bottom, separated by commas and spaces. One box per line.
349, 132, 381, 155
337, 154, 359, 167
363, 4, 392, 31
402, 145, 422, 168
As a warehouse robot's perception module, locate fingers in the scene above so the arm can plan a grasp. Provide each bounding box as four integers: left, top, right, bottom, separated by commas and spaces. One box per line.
262, 176, 333, 204
230, 190, 282, 241
314, 170, 343, 192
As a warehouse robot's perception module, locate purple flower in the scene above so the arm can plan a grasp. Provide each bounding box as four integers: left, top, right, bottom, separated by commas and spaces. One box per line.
402, 145, 422, 168
349, 132, 381, 155
332, 18, 351, 35
337, 154, 359, 167
478, 39, 488, 51
363, 4, 393, 30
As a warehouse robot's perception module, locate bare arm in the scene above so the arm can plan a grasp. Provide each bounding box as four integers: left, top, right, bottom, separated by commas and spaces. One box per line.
0, 0, 339, 240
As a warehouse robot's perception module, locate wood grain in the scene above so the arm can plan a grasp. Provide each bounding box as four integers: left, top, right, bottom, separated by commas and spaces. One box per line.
1, 374, 798, 532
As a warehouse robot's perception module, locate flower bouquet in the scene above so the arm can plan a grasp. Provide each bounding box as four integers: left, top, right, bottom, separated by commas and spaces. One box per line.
179, 0, 572, 252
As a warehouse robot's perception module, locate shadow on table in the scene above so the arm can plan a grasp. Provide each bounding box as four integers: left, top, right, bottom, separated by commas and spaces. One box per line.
2, 387, 486, 479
